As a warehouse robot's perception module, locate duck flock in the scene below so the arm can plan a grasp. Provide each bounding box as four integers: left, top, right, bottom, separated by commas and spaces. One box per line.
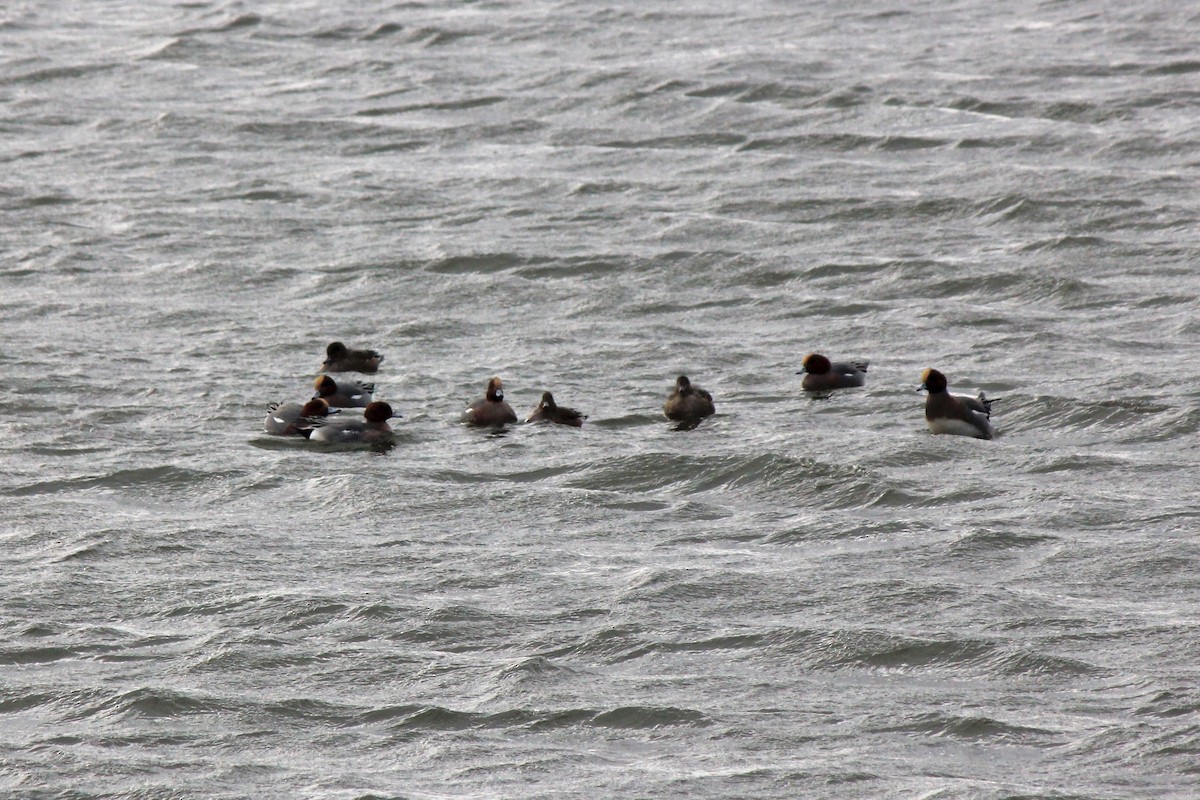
263, 341, 997, 447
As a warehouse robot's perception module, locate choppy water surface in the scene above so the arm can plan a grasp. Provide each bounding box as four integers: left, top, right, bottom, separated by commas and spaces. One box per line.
3, 1, 1200, 798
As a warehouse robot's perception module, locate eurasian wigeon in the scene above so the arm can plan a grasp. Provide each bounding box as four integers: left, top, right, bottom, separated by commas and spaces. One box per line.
309, 401, 399, 445
263, 398, 335, 437
920, 368, 996, 440
463, 376, 518, 427
797, 353, 869, 392
321, 341, 384, 374
525, 391, 586, 427
313, 375, 374, 408
663, 375, 715, 424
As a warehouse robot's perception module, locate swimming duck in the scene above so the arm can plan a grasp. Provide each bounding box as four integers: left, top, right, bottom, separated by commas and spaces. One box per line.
797, 353, 869, 391
463, 376, 518, 426
309, 401, 399, 445
525, 391, 586, 427
321, 341, 383, 374
663, 375, 715, 423
920, 368, 996, 439
313, 375, 374, 408
263, 398, 335, 437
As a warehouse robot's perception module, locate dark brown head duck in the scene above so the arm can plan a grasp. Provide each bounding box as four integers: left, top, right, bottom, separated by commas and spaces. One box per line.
920, 368, 996, 439
313, 374, 374, 408
525, 391, 586, 427
321, 341, 383, 374
797, 353, 869, 392
463, 376, 518, 427
309, 401, 399, 445
663, 375, 715, 424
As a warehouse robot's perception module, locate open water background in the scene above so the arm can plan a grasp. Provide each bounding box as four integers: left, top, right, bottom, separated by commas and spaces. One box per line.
3, 1, 1200, 798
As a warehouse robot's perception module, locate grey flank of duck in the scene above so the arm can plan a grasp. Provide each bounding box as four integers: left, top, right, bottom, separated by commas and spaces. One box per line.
263, 398, 335, 437
309, 401, 399, 444
797, 353, 869, 392
313, 374, 374, 408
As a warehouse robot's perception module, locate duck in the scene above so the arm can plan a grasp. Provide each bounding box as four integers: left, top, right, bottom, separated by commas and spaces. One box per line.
321, 341, 383, 374
797, 353, 869, 392
463, 376, 518, 426
920, 368, 996, 439
663, 375, 715, 424
525, 391, 586, 427
309, 401, 399, 445
263, 398, 335, 437
313, 375, 374, 408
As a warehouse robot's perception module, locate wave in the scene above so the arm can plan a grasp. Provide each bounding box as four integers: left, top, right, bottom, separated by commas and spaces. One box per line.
1143, 60, 1200, 76
873, 711, 1061, 744
0, 646, 78, 666
948, 529, 1060, 552
0, 63, 119, 86
1135, 688, 1200, 719
590, 706, 711, 729
356, 95, 505, 116
597, 133, 748, 150
947, 95, 1132, 124
175, 14, 262, 37
341, 702, 710, 732
1003, 394, 1187, 440
68, 687, 232, 721
7, 465, 246, 497
423, 253, 547, 275
405, 26, 478, 48
559, 451, 893, 503
738, 132, 935, 153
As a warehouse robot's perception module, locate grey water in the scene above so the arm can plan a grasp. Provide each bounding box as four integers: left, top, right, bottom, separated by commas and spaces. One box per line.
3, 1, 1200, 798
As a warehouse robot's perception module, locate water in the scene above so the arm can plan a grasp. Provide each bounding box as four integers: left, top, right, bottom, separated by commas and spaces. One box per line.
3, 1, 1200, 797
